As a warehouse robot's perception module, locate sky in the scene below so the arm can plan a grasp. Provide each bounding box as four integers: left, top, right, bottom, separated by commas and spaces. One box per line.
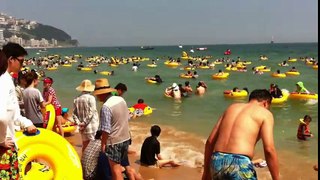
0, 0, 318, 47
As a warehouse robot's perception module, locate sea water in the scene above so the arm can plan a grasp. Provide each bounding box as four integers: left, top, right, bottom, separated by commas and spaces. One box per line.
27, 43, 318, 170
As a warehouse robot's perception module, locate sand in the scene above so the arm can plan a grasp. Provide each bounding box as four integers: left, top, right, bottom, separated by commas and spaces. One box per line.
65, 121, 318, 180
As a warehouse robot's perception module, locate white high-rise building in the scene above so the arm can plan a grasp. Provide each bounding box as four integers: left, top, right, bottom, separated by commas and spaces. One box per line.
0, 29, 4, 40
0, 29, 5, 46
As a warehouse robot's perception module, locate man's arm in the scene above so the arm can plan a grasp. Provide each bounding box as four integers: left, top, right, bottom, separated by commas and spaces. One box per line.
99, 105, 112, 152
260, 112, 279, 180
202, 114, 224, 180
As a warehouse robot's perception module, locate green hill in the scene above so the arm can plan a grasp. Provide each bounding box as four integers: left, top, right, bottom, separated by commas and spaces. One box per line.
3, 23, 78, 46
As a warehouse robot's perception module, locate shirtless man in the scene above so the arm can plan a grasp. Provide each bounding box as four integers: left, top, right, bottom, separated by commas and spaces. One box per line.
202, 89, 279, 180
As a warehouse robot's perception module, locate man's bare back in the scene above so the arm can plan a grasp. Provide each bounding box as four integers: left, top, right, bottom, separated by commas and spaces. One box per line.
202, 89, 279, 180
214, 102, 273, 159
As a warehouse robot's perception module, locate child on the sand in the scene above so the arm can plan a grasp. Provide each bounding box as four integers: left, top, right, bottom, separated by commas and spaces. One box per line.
140, 125, 180, 168
297, 115, 313, 140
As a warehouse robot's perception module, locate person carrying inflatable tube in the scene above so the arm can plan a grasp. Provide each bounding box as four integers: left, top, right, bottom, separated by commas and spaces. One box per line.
295, 81, 310, 94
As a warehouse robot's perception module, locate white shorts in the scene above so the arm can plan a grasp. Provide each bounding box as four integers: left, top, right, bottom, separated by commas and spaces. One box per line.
81, 133, 95, 142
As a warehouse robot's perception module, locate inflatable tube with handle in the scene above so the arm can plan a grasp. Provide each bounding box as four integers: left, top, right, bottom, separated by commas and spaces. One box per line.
45, 104, 55, 130
15, 128, 82, 180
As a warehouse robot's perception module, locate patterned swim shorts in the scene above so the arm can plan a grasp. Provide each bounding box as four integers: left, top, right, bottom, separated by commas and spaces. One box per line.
0, 146, 19, 180
210, 151, 257, 180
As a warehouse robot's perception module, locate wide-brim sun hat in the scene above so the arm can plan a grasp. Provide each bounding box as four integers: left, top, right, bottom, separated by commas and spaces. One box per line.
76, 79, 95, 92
93, 78, 116, 95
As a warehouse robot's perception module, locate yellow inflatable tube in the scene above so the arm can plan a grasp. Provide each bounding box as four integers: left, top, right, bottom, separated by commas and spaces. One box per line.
271, 89, 290, 104
15, 128, 82, 180
223, 90, 248, 98
180, 73, 193, 79
79, 67, 92, 71
62, 64, 72, 67
128, 106, 153, 116
146, 79, 157, 84
147, 64, 157, 68
212, 73, 229, 80
271, 73, 286, 78
99, 71, 112, 75
45, 104, 55, 130
289, 92, 318, 100
285, 71, 300, 76
47, 67, 58, 71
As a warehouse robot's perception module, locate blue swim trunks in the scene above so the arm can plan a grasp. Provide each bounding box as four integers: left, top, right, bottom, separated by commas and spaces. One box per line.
210, 152, 257, 180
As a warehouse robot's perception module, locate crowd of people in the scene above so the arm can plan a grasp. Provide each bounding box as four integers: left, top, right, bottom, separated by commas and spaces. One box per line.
0, 42, 317, 180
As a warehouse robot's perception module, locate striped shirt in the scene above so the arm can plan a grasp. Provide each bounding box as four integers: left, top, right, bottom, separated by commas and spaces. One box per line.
72, 92, 99, 134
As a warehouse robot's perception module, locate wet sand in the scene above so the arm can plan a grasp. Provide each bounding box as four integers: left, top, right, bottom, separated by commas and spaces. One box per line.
65, 121, 318, 180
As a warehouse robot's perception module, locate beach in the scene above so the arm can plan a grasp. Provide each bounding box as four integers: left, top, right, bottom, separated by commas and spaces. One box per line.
25, 43, 317, 179
66, 121, 318, 180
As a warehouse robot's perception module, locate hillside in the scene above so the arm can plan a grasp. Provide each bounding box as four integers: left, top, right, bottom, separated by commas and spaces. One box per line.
3, 23, 78, 46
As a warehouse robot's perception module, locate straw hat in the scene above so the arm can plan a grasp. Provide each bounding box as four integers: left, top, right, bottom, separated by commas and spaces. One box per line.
76, 79, 95, 92
93, 78, 116, 95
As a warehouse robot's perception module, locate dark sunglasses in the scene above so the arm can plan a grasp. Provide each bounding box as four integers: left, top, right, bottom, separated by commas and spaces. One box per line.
15, 57, 25, 64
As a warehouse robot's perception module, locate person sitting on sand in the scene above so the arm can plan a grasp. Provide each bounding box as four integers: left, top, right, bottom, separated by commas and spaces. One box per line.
295, 81, 310, 94
297, 115, 313, 141
195, 81, 207, 95
140, 125, 180, 168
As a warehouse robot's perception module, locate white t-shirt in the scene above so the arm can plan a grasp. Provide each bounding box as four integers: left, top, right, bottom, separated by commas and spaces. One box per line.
0, 71, 33, 144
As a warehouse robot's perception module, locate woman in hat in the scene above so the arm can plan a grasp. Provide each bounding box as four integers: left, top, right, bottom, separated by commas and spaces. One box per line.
43, 77, 64, 137
72, 79, 99, 152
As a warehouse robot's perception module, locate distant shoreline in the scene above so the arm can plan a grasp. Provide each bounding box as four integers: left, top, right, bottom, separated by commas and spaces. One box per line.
77, 42, 317, 48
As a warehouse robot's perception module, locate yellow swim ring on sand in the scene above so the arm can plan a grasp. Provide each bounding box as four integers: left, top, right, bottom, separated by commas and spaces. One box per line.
285, 71, 300, 76
271, 89, 290, 104
15, 128, 82, 180
212, 73, 229, 80
271, 73, 286, 78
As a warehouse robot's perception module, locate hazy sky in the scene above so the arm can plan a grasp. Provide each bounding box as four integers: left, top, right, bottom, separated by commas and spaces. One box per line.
1, 0, 318, 46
